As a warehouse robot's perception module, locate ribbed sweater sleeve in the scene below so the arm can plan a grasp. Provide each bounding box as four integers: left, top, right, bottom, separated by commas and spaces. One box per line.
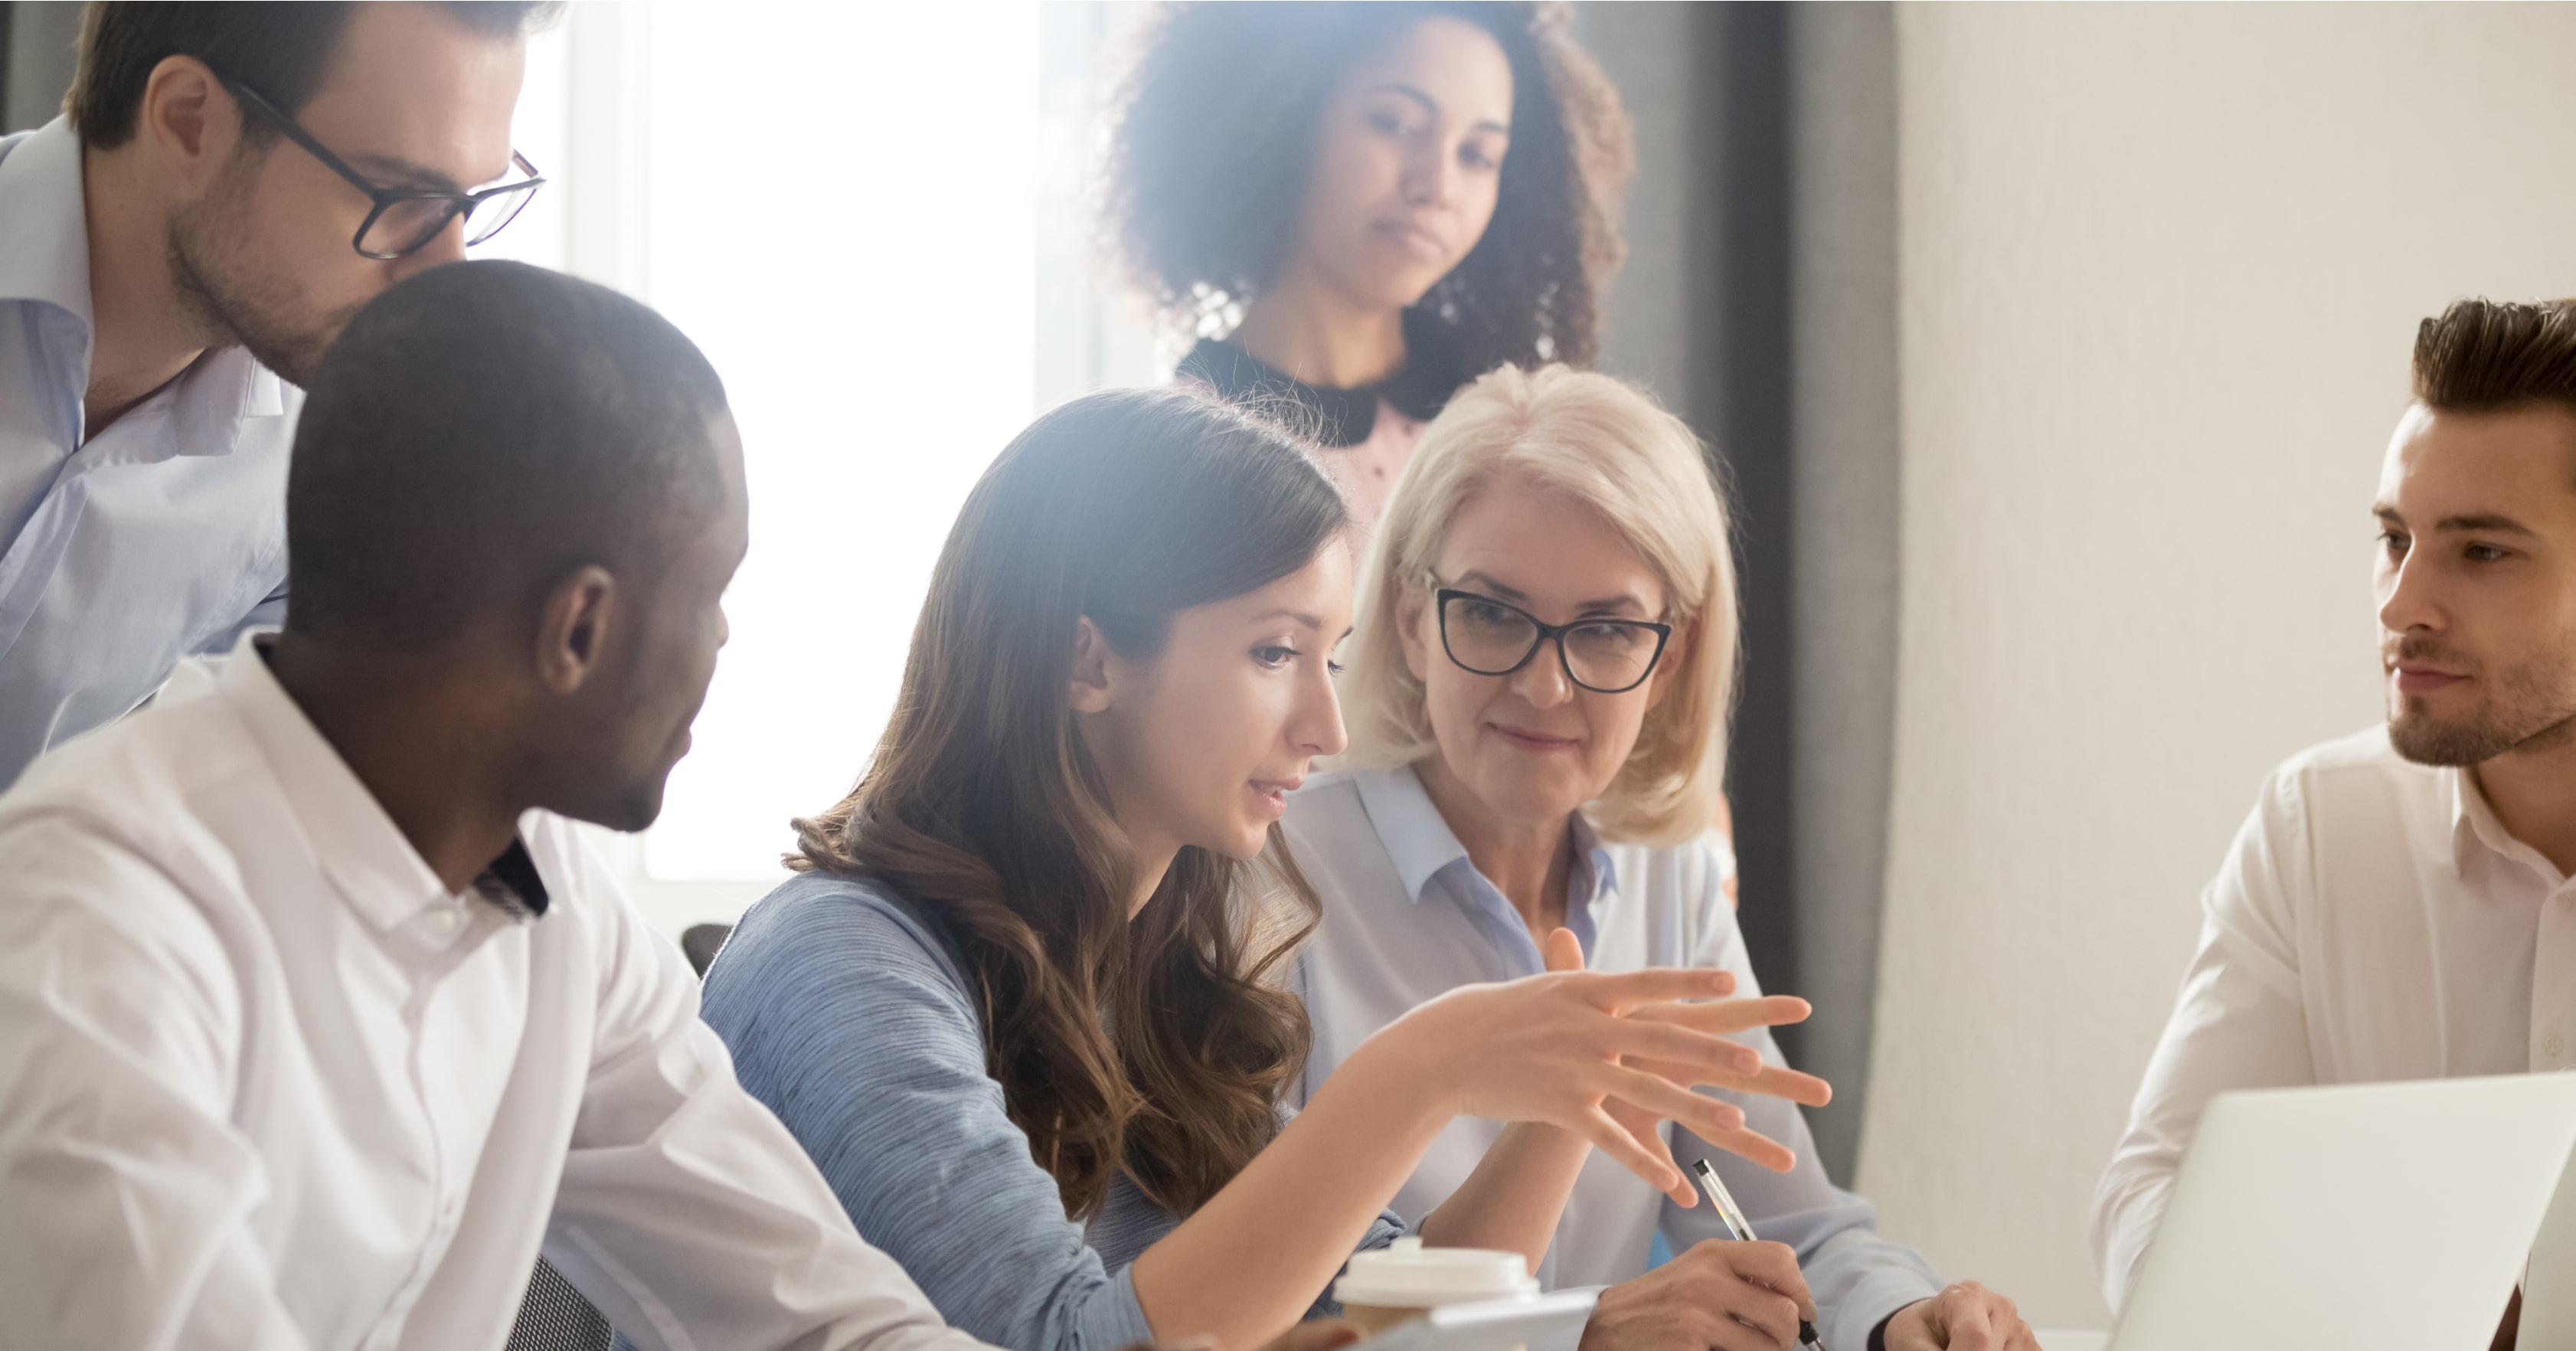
699, 872, 1156, 1351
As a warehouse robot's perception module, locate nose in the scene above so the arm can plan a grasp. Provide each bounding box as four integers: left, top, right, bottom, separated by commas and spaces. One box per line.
2376, 545, 2444, 640
1506, 637, 1576, 709
716, 605, 731, 650
1294, 664, 1349, 760
1400, 139, 1453, 209
390, 214, 472, 278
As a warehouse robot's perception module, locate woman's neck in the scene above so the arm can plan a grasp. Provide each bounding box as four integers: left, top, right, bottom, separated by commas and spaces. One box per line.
1414, 756, 1575, 944
1231, 257, 1408, 390
1121, 836, 1181, 921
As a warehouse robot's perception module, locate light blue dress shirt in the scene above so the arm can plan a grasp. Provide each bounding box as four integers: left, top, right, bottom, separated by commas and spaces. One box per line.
1286, 764, 1942, 1351
0, 118, 294, 790
686, 870, 1405, 1351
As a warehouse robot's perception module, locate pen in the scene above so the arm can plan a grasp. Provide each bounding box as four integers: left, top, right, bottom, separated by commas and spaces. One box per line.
1692, 1157, 1828, 1351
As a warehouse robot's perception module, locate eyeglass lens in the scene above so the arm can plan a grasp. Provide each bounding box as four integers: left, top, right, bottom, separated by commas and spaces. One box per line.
358, 181, 542, 259
1441, 594, 1662, 692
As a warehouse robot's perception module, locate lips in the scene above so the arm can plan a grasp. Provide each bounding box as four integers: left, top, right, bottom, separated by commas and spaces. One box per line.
1250, 777, 1304, 818
1490, 722, 1580, 752
1375, 220, 1447, 262
2392, 665, 2467, 695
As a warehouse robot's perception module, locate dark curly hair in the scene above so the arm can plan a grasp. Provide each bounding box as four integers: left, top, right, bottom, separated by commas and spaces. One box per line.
1098, 2, 1633, 376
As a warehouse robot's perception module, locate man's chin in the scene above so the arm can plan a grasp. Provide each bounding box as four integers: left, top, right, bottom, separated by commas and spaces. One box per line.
2390, 709, 2510, 767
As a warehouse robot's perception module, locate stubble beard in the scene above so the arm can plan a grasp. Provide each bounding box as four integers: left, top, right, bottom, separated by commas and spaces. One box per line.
165, 171, 354, 388
2386, 632, 2576, 767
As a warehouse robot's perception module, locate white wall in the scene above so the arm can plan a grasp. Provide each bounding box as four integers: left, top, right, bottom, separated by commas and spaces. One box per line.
1858, 2, 2576, 1327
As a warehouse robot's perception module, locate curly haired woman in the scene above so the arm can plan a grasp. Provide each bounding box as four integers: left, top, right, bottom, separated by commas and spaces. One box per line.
1097, 2, 1632, 534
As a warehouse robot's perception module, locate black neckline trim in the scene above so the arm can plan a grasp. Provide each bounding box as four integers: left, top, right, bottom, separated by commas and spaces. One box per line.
474, 836, 551, 918
1176, 309, 1463, 447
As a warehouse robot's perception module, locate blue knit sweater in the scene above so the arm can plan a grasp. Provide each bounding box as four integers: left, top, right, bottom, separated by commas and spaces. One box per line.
693, 869, 1403, 1351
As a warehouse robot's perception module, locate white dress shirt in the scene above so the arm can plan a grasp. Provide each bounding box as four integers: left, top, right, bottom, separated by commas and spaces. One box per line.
1285, 766, 1941, 1351
2092, 725, 2576, 1312
0, 118, 293, 792
0, 640, 999, 1351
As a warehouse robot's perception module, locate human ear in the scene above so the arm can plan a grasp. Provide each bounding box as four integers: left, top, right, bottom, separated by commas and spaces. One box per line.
1395, 587, 1433, 683
1067, 616, 1116, 715
138, 56, 240, 192
534, 566, 619, 696
1643, 619, 1693, 711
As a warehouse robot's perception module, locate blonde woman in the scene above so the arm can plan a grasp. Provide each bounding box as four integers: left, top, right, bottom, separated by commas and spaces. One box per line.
1286, 366, 2039, 1351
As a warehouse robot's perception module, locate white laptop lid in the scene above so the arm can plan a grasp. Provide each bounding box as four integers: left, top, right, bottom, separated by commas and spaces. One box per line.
2110, 1075, 2576, 1351
2522, 1143, 2576, 1350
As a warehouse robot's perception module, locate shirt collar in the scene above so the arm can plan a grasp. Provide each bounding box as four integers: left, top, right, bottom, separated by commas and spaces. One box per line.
1350, 761, 1621, 906
2446, 762, 2561, 885
0, 117, 286, 446
215, 636, 548, 929
0, 119, 97, 332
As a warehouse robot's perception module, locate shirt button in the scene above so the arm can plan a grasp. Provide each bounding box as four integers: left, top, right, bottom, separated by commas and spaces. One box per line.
423, 906, 462, 937
2548, 1033, 2566, 1058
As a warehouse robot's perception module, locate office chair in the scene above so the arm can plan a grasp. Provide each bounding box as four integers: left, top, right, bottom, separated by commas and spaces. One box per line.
505, 1258, 612, 1351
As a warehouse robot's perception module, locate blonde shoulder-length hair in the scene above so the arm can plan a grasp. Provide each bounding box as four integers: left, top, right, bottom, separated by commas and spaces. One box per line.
1337, 364, 1738, 846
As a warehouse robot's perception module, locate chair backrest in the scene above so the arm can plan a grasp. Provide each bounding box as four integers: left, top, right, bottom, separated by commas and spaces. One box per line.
505, 1258, 612, 1351
681, 922, 733, 978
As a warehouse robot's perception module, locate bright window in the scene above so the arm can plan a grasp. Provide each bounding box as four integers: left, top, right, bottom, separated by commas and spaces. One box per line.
485, 5, 1159, 934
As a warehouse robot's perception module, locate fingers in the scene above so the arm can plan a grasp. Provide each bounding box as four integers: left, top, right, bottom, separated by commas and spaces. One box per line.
1594, 1062, 1767, 1143
1709, 1311, 1801, 1351
1572, 1103, 1686, 1199
1543, 927, 1586, 974
1726, 1062, 1834, 1108
1630, 993, 1811, 1038
1686, 1120, 1800, 1174
1252, 1319, 1363, 1351
1597, 1015, 1767, 1078
1621, 1046, 1834, 1109
1939, 1284, 2000, 1351
1720, 1241, 1818, 1325
1576, 965, 1737, 1010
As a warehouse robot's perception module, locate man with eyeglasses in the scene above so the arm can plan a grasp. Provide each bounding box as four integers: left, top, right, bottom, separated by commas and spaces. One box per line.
0, 2, 552, 790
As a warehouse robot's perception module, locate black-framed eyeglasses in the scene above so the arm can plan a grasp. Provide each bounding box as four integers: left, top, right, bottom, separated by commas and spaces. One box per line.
216, 71, 545, 260
1434, 587, 1674, 695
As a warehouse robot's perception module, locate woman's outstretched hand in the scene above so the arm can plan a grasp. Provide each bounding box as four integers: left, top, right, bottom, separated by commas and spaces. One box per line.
1368, 931, 1829, 1204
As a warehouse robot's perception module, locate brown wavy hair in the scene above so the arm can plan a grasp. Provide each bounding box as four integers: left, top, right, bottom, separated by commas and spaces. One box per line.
790, 387, 1350, 1219
1097, 2, 1633, 375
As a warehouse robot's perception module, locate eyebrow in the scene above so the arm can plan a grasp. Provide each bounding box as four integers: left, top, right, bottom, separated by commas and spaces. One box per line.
2373, 503, 2539, 535
348, 151, 479, 195
1453, 571, 1649, 615
1252, 608, 1327, 630
1370, 83, 1511, 138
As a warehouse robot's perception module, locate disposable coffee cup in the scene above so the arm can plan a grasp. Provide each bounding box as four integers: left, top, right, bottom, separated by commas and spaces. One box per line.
1332, 1237, 1541, 1333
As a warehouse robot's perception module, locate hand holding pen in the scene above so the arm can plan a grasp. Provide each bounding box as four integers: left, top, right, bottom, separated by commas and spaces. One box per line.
1693, 1158, 1829, 1351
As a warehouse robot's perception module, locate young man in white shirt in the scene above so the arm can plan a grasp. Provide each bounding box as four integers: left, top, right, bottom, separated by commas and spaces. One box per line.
2094, 297, 2576, 1324
0, 2, 550, 790
0, 260, 1004, 1351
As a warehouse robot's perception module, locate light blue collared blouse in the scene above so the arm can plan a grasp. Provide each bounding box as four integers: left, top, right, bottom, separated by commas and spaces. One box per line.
0, 119, 293, 791
1285, 764, 1943, 1351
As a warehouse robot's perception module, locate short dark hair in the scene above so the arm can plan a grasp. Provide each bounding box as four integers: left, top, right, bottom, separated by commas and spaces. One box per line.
2413, 298, 2576, 419
1097, 2, 1632, 375
285, 260, 729, 652
67, 2, 559, 149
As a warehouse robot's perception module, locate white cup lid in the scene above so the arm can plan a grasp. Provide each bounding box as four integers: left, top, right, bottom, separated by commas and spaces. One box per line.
1333, 1238, 1541, 1308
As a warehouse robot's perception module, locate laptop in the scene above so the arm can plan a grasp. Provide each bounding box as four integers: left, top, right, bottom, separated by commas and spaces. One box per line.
2108, 1075, 2576, 1351
2522, 1140, 2576, 1349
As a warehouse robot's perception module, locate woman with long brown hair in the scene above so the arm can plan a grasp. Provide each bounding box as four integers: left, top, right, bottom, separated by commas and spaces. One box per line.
695, 388, 1815, 1351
